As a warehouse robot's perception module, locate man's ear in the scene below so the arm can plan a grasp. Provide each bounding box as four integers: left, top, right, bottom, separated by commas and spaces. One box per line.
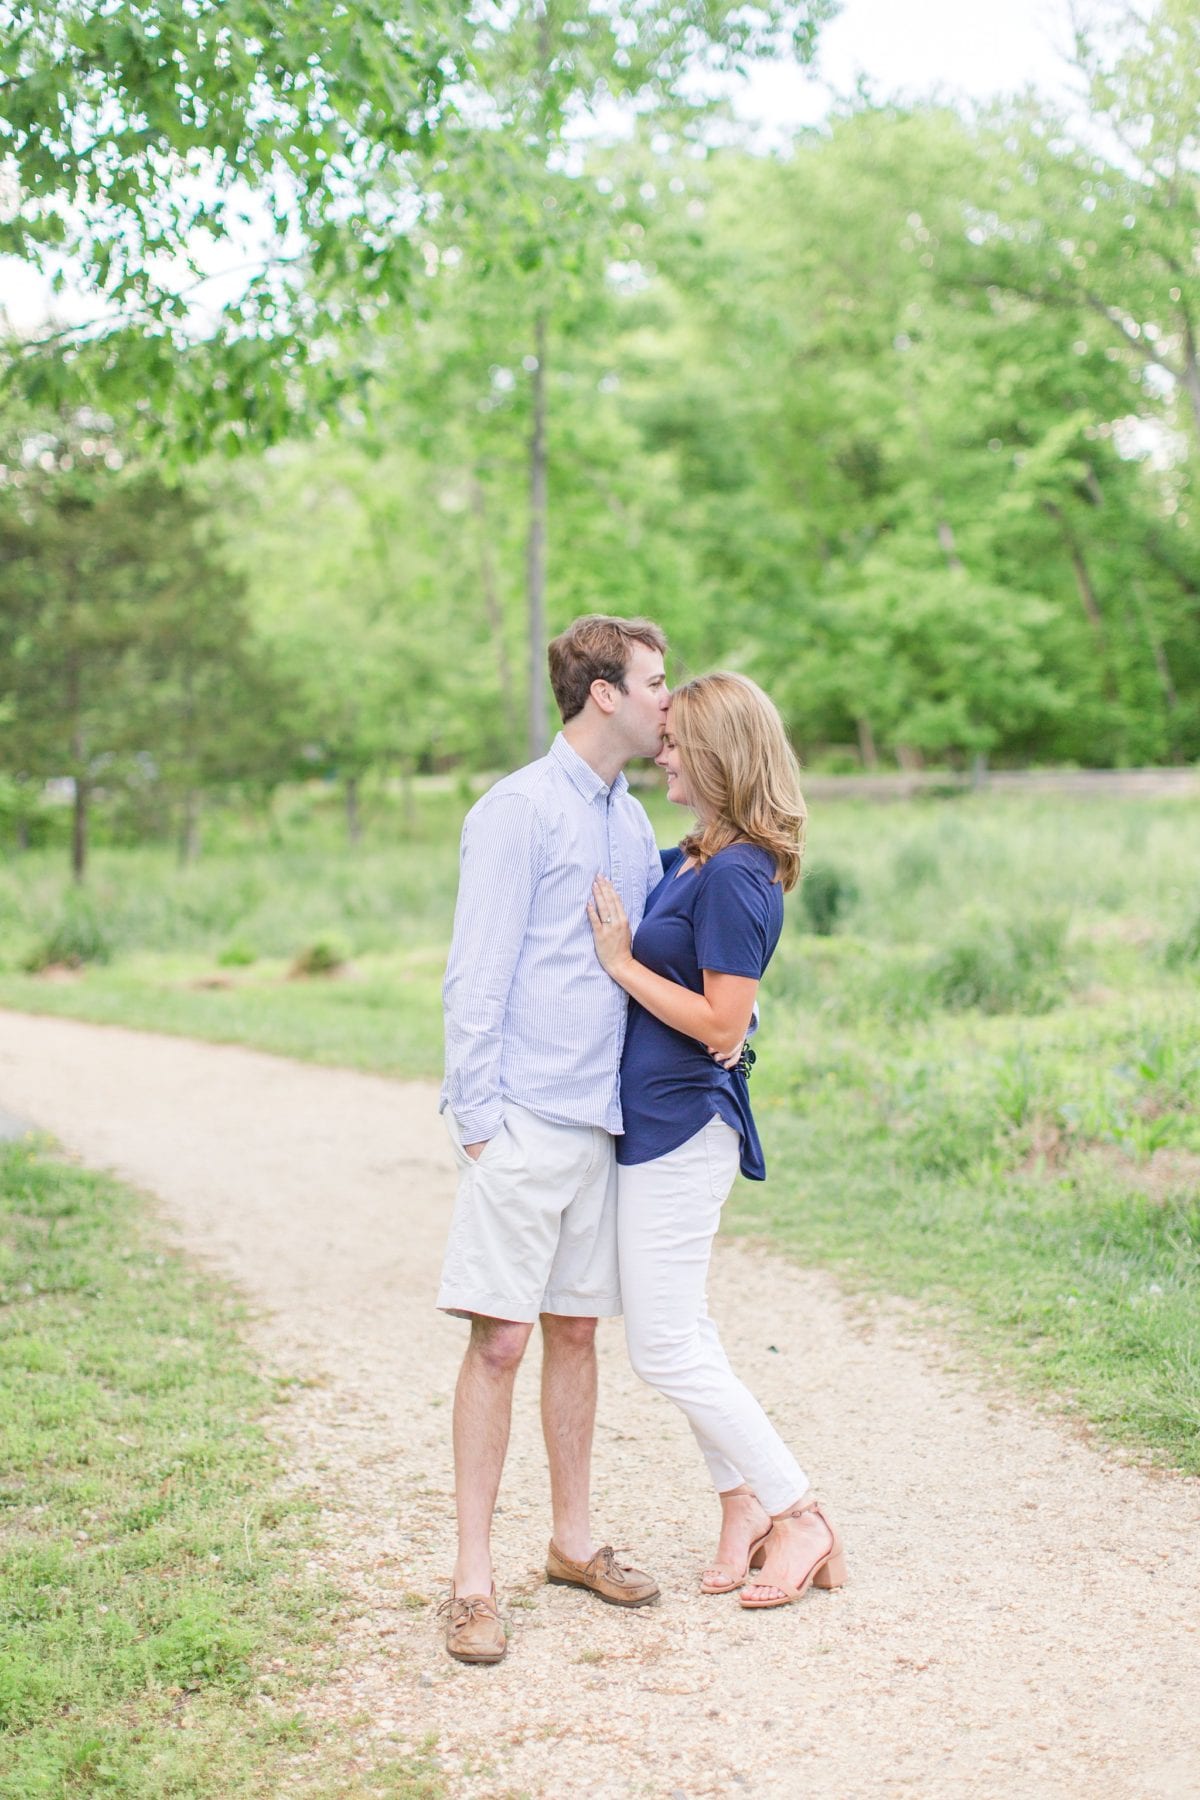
589, 678, 619, 717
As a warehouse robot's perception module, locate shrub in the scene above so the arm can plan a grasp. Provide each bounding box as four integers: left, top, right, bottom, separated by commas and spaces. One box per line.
800, 863, 860, 936
288, 935, 348, 978
926, 910, 1069, 1015
217, 940, 257, 968
0, 776, 60, 851
22, 902, 113, 971
1166, 912, 1200, 968
890, 1085, 1001, 1174
892, 839, 941, 890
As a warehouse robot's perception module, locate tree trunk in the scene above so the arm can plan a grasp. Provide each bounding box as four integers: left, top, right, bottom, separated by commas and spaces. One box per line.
68, 655, 87, 882
899, 355, 965, 574
935, 509, 964, 571
526, 309, 549, 761
177, 663, 200, 866
1131, 579, 1181, 761
345, 774, 362, 847
71, 777, 88, 883
471, 476, 520, 757
855, 715, 879, 770
178, 789, 202, 866
1181, 313, 1200, 444
1043, 501, 1115, 697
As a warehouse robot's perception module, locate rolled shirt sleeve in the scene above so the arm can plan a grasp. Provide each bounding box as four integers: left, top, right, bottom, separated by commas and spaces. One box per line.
442, 792, 546, 1144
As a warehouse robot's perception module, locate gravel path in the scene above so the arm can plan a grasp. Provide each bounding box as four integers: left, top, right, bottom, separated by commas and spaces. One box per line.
2, 1010, 1198, 1799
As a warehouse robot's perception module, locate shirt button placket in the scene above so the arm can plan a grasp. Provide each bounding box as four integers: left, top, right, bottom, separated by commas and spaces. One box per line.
607, 793, 624, 905
606, 792, 625, 1123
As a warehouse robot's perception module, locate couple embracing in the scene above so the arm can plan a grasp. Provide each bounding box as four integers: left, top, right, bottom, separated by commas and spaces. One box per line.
437, 615, 844, 1664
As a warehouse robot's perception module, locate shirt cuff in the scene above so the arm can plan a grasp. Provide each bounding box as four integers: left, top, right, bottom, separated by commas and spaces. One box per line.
452, 1106, 503, 1145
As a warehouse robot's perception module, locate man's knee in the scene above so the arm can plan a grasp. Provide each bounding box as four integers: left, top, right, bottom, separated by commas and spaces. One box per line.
467, 1316, 532, 1377
540, 1312, 598, 1353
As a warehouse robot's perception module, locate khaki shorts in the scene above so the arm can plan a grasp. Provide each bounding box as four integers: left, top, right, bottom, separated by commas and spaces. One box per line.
437, 1102, 620, 1323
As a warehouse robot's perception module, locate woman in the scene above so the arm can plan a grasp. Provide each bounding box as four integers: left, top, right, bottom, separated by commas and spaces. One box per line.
587, 672, 844, 1609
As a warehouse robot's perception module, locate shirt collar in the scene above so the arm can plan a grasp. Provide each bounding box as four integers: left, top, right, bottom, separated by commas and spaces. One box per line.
550, 731, 629, 802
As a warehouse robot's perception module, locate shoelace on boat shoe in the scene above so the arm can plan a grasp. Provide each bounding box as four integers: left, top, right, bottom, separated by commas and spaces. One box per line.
436, 1594, 497, 1620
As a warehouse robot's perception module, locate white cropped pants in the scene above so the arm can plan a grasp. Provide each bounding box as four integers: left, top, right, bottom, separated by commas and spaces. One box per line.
617, 1116, 809, 1515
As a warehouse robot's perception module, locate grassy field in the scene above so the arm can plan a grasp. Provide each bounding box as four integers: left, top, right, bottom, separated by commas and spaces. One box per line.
1, 784, 1199, 1474
0, 1144, 446, 1792
0, 1140, 445, 1799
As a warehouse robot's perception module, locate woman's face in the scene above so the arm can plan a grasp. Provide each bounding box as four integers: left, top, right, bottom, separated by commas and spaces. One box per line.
655, 710, 694, 809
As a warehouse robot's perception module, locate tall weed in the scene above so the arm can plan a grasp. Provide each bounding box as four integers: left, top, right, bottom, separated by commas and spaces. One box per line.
926, 909, 1070, 1015
1166, 911, 1200, 968
22, 899, 113, 971
799, 863, 860, 935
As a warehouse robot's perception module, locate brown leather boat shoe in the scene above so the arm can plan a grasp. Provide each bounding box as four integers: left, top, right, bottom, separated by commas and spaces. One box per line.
545, 1541, 660, 1608
437, 1585, 506, 1663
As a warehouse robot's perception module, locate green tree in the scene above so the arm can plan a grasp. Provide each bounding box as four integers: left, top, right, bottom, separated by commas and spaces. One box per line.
0, 421, 279, 874
371, 1, 833, 754
0, 0, 464, 438
622, 101, 1200, 764
217, 434, 495, 837
971, 0, 1200, 442
2, 2, 831, 457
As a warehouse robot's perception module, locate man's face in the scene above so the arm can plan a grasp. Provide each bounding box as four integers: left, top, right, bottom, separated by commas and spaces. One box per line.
615, 642, 670, 758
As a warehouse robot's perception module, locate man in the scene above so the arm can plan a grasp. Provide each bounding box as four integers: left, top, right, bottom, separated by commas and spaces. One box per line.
437, 614, 670, 1664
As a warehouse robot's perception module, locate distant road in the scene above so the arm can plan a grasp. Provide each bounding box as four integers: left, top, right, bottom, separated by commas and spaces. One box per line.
799, 766, 1200, 803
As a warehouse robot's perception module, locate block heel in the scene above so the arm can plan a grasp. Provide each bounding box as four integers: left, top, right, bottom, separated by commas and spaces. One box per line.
812, 1547, 847, 1589
739, 1499, 847, 1610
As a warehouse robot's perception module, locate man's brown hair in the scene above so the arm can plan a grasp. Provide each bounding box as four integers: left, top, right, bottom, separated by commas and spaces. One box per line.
547, 614, 668, 723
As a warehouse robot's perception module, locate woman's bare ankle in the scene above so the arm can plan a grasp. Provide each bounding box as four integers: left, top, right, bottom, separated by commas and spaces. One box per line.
721, 1485, 767, 1513
770, 1488, 817, 1523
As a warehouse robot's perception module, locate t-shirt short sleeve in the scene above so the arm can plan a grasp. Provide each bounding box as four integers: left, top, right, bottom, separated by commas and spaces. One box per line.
692, 854, 773, 979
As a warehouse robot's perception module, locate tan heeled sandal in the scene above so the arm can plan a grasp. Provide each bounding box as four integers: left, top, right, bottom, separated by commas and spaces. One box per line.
700, 1525, 772, 1595
738, 1498, 846, 1610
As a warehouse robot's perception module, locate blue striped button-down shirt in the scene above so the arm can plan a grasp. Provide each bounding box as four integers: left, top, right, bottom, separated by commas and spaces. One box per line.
441, 733, 663, 1143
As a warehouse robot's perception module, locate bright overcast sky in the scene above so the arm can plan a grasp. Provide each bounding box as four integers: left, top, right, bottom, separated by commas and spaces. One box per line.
1, 0, 1084, 337
738, 0, 1080, 134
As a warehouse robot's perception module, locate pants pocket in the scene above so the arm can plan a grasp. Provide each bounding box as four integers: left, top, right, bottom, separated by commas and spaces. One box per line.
703, 1116, 740, 1203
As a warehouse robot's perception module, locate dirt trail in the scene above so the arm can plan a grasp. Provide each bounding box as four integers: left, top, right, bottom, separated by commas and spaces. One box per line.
2, 1010, 1198, 1799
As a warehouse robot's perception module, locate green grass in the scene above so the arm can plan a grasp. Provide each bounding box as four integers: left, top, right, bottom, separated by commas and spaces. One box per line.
0, 1141, 444, 1799
737, 996, 1200, 1469
2, 784, 1199, 1473
0, 949, 445, 1079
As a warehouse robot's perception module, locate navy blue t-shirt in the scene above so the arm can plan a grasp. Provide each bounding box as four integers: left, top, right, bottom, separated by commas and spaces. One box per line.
616, 841, 784, 1179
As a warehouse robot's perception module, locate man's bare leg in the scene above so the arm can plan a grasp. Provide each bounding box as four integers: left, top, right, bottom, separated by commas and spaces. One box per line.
451, 1315, 533, 1596
540, 1313, 598, 1561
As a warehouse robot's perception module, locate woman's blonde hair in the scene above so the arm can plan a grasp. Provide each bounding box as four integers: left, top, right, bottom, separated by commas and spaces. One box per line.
670, 673, 806, 892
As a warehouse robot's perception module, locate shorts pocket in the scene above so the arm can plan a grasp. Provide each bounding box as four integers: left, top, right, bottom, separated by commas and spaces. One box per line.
445, 1112, 513, 1173
475, 1123, 511, 1168
444, 1110, 506, 1169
